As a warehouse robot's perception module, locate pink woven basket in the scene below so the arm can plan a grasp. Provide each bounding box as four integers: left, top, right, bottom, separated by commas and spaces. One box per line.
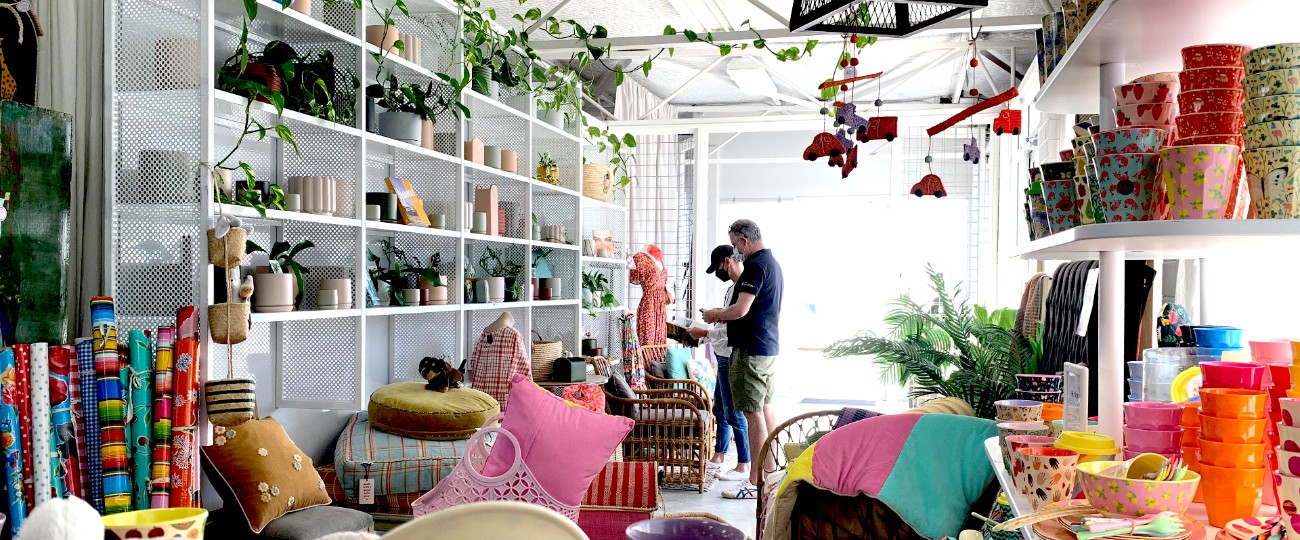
411, 415, 579, 521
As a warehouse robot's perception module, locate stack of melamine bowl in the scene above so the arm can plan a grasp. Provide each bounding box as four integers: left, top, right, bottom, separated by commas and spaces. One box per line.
1039, 161, 1081, 233
1114, 77, 1179, 131
1177, 44, 1250, 147
1142, 347, 1198, 402
1179, 400, 1204, 503
1197, 362, 1268, 527
1015, 373, 1062, 404
1275, 398, 1300, 528
1122, 402, 1182, 460
1092, 128, 1168, 222
1128, 360, 1144, 400
1242, 43, 1300, 219
995, 400, 1047, 471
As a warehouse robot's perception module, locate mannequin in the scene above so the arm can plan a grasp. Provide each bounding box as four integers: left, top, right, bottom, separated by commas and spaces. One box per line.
629, 245, 667, 364
484, 311, 514, 334
470, 311, 529, 409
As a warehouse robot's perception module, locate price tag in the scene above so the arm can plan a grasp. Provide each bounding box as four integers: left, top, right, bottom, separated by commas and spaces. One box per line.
358, 479, 375, 505
1076, 268, 1099, 337
1063, 363, 1090, 434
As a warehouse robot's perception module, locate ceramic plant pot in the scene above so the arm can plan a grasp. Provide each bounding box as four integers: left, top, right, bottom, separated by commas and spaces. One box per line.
1096, 152, 1163, 222
288, 0, 312, 15
1243, 68, 1300, 99
1115, 103, 1177, 128
253, 272, 294, 313
1244, 146, 1300, 218
427, 285, 449, 305
1178, 88, 1246, 114
540, 277, 562, 299
1181, 44, 1252, 69
1042, 180, 1080, 233
1114, 81, 1178, 106
1093, 128, 1168, 155
1012, 447, 1080, 511
319, 278, 353, 310
1245, 95, 1300, 124
1176, 112, 1245, 140
365, 24, 399, 51
365, 192, 399, 222
541, 109, 565, 130
1159, 144, 1240, 219
377, 111, 422, 145
1245, 43, 1300, 75
486, 277, 505, 303
1244, 120, 1300, 148
1179, 67, 1246, 92
421, 118, 435, 151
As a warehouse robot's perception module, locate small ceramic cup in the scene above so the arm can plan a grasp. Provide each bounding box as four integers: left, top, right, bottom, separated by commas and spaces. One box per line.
284, 193, 302, 212
472, 212, 489, 234
430, 213, 446, 229
402, 288, 421, 307
1279, 398, 1300, 427
315, 289, 338, 310
1013, 447, 1081, 510
366, 204, 381, 221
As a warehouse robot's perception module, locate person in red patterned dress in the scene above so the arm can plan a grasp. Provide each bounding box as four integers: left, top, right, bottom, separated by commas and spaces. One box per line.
629, 246, 667, 364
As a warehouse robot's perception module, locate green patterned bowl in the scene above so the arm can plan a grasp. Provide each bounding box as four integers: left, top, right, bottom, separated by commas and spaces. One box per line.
1243, 68, 1300, 99
1244, 95, 1300, 124
1244, 120, 1300, 148
1244, 43, 1300, 75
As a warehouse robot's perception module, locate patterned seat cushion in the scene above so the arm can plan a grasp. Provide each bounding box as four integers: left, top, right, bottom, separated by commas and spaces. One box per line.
319, 464, 421, 515
334, 412, 467, 500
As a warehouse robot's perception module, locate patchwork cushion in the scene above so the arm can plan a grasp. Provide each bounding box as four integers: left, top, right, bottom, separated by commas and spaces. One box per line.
368, 382, 499, 440
201, 418, 332, 533
334, 412, 468, 500
319, 465, 420, 516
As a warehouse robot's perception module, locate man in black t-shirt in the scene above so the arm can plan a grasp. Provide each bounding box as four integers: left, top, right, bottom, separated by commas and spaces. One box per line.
702, 219, 783, 498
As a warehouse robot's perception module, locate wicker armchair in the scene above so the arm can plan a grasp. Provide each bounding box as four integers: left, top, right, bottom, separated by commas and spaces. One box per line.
598, 344, 715, 493
755, 410, 842, 540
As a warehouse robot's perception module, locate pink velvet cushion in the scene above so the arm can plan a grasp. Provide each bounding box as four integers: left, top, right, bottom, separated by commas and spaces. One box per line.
481, 374, 634, 507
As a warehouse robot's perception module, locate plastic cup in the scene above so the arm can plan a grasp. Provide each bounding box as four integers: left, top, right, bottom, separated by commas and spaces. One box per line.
1199, 388, 1267, 419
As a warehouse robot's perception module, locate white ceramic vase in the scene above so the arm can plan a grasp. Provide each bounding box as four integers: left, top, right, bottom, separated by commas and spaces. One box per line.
487, 277, 505, 303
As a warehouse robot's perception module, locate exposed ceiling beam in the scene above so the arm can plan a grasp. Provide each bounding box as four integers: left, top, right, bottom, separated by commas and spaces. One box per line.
883, 48, 961, 98
640, 55, 727, 119
525, 0, 575, 33
743, 0, 790, 28
582, 39, 1033, 60
526, 15, 1042, 55
980, 50, 1023, 81
611, 109, 1001, 134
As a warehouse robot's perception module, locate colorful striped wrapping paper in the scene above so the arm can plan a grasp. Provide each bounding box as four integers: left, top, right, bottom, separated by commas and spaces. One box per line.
1, 348, 27, 536
76, 337, 103, 513
92, 296, 131, 514
150, 326, 175, 509
48, 344, 80, 500
170, 335, 199, 508
127, 329, 153, 510
13, 343, 32, 511
30, 342, 53, 505
66, 343, 88, 500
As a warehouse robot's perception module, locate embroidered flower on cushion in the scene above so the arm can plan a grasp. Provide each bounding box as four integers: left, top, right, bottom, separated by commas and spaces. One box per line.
214, 425, 226, 435
214, 436, 227, 446
293, 454, 302, 462
270, 486, 280, 497
258, 482, 269, 493
260, 493, 271, 503
258, 447, 268, 457
227, 429, 236, 439
293, 462, 302, 471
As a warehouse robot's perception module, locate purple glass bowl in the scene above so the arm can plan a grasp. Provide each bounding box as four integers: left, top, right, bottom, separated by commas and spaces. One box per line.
626, 518, 746, 540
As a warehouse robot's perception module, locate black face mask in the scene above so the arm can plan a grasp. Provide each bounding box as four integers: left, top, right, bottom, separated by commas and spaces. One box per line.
715, 268, 730, 282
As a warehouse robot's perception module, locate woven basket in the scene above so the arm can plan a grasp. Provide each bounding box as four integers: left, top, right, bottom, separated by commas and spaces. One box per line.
582, 163, 611, 202
207, 302, 250, 345
206, 227, 247, 269
205, 377, 257, 427
531, 334, 562, 381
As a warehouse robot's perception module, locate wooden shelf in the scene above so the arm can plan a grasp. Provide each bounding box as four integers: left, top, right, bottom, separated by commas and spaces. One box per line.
1034, 0, 1300, 113
1011, 220, 1300, 260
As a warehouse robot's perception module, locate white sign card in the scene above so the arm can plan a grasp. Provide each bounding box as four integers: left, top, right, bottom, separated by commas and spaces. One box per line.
1063, 363, 1090, 434
1076, 268, 1099, 337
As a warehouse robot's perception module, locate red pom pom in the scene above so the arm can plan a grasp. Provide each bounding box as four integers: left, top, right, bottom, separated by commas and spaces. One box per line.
840, 84, 848, 91
969, 88, 979, 96
850, 35, 858, 44
840, 59, 849, 68
850, 58, 859, 66
969, 58, 979, 68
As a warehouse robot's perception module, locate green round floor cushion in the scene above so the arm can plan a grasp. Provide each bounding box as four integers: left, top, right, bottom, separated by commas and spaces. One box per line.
367, 382, 501, 440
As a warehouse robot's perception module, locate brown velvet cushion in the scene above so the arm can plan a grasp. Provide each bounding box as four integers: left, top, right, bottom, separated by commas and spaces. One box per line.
201, 418, 332, 533
367, 382, 500, 440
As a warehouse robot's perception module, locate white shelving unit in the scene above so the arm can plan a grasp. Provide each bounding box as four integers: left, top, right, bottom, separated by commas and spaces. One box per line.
579, 125, 631, 363
108, 0, 594, 411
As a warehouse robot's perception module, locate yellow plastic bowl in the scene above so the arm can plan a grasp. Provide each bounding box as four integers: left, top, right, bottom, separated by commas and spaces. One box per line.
1055, 431, 1120, 463
103, 508, 207, 540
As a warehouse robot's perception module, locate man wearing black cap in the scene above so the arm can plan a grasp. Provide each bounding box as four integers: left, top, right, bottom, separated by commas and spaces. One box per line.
689, 245, 750, 482
702, 219, 783, 498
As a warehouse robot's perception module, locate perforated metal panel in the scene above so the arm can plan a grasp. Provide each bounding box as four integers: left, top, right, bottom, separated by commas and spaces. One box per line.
392, 311, 461, 382
533, 192, 578, 245
465, 178, 529, 239
533, 136, 581, 192
542, 249, 579, 302
582, 309, 627, 362
279, 317, 362, 407
465, 241, 529, 285
582, 205, 627, 259
532, 304, 579, 353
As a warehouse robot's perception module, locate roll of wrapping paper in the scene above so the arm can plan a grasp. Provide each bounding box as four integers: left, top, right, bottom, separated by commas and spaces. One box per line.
149, 326, 174, 509
13, 343, 32, 512
76, 337, 103, 513
169, 336, 199, 508
30, 342, 53, 504
48, 344, 80, 500
176, 306, 198, 341
92, 297, 130, 514
65, 343, 88, 500
1, 348, 27, 535
126, 329, 152, 510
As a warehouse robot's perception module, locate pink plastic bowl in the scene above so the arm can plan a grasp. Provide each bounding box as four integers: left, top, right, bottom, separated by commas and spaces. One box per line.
1124, 402, 1183, 430
1124, 426, 1181, 453
1200, 361, 1265, 390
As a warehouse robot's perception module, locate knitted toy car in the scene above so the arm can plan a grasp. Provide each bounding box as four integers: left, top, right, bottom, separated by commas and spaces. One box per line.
993, 109, 1022, 135
963, 137, 981, 164
418, 356, 465, 392
803, 132, 846, 162
910, 174, 948, 198
834, 102, 871, 138
863, 116, 898, 142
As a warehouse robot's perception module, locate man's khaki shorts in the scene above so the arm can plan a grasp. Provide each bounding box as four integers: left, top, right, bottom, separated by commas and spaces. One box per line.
730, 347, 776, 412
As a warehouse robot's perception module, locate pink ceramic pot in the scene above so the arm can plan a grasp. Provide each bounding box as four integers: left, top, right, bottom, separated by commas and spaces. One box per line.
1124, 402, 1183, 430
1115, 81, 1178, 106
1158, 144, 1240, 219
1181, 44, 1252, 69
1200, 361, 1265, 390
1176, 112, 1246, 139
1124, 426, 1181, 453
1093, 128, 1168, 155
1095, 152, 1163, 222
1178, 88, 1246, 114
1180, 67, 1246, 91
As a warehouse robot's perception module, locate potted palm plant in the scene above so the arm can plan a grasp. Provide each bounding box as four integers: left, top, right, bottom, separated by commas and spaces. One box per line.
823, 265, 1041, 420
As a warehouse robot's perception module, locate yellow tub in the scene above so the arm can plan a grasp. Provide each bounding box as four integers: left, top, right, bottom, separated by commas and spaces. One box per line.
1055, 431, 1119, 463
103, 508, 207, 539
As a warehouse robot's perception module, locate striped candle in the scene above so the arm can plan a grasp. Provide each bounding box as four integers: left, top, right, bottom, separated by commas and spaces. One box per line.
65, 344, 88, 500
169, 336, 200, 508
92, 296, 131, 514
30, 342, 52, 505
48, 344, 80, 500
1, 348, 27, 536
126, 329, 153, 510
75, 338, 103, 513
13, 343, 31, 511
149, 326, 175, 509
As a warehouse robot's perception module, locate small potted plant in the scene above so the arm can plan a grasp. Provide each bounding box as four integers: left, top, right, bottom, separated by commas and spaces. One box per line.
405, 252, 449, 305
535, 152, 560, 185
478, 246, 522, 303
367, 74, 438, 145
246, 239, 315, 310
368, 240, 426, 306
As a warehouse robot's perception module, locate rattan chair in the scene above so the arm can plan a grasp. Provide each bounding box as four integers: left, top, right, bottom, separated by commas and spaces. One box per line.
754, 410, 842, 540
599, 344, 715, 493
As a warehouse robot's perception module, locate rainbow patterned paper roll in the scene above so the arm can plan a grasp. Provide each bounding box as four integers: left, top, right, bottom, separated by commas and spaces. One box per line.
76, 338, 103, 513
127, 329, 153, 510
92, 297, 131, 514
169, 336, 200, 508
30, 342, 53, 505
149, 326, 175, 509
1, 348, 27, 536
13, 343, 32, 511
48, 344, 80, 500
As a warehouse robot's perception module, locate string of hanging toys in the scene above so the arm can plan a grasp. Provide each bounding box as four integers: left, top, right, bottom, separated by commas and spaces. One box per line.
801, 32, 892, 179
911, 15, 1023, 198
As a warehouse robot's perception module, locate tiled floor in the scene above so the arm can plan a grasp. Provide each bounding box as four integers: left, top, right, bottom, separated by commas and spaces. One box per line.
659, 451, 759, 539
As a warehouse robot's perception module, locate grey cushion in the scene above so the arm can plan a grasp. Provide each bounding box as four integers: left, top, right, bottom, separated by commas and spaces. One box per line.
647, 360, 667, 379
206, 506, 373, 540
604, 371, 639, 418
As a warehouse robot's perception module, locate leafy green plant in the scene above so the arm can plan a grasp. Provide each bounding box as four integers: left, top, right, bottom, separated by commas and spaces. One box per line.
403, 252, 444, 288
478, 245, 522, 277
367, 239, 414, 305
246, 239, 316, 308
823, 265, 1038, 420
581, 270, 619, 317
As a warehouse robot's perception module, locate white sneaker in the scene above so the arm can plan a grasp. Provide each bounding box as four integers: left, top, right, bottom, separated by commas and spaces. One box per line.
717, 469, 749, 481
706, 462, 724, 475
722, 482, 758, 499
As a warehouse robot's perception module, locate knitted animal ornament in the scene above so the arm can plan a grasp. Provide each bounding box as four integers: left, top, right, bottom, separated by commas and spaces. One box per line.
419, 356, 464, 392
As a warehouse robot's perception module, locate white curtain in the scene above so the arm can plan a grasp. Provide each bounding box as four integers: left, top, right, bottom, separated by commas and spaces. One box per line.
36, 0, 105, 338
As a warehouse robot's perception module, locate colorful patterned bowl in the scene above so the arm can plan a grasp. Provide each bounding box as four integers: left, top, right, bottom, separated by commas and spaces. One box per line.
1094, 128, 1168, 155
1124, 402, 1184, 430
1243, 146, 1300, 218
1178, 88, 1245, 114
1096, 152, 1163, 222
103, 508, 208, 540
1017, 373, 1064, 393
1244, 120, 1300, 148
1175, 112, 1245, 139
1040, 161, 1077, 181
1158, 144, 1240, 220
1179, 67, 1246, 91
1075, 460, 1200, 517
995, 400, 1045, 422
1243, 68, 1300, 99
1181, 44, 1251, 69
1116, 103, 1177, 128
1244, 43, 1300, 75
1245, 95, 1300, 124
1115, 81, 1178, 106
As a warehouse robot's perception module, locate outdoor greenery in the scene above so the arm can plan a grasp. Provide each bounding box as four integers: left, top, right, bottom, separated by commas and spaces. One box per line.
823, 265, 1041, 419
